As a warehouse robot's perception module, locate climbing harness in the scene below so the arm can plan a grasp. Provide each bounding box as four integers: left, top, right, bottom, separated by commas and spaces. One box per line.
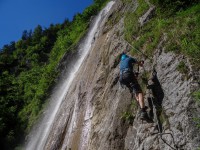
134, 63, 140, 78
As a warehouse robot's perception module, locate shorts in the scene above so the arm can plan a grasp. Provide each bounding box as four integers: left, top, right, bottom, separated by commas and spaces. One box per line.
120, 71, 142, 94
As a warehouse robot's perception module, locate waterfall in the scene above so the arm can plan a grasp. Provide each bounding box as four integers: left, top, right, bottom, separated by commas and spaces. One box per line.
25, 1, 115, 150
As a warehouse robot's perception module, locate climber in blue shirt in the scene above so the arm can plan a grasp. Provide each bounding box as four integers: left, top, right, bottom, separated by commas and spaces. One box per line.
119, 53, 151, 121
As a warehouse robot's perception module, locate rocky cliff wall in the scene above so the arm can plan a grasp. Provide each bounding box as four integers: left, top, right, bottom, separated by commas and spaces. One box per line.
45, 0, 200, 149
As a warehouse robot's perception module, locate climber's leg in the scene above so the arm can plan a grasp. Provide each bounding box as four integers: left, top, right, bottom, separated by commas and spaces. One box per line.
135, 92, 145, 108
131, 82, 152, 122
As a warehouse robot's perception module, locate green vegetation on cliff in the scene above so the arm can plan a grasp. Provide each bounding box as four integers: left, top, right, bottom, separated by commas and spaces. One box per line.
123, 0, 200, 145
124, 0, 200, 69
0, 0, 109, 149
1, 0, 199, 149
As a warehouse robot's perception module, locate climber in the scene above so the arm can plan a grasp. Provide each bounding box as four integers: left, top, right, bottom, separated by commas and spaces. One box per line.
119, 52, 151, 121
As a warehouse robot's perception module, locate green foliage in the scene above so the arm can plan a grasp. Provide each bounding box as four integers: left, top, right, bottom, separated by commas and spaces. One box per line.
124, 0, 200, 70
151, 0, 199, 13
193, 90, 200, 104
123, 0, 200, 133
124, 0, 149, 42
104, 11, 122, 29
193, 118, 200, 129
124, 0, 163, 58
129, 17, 165, 57
0, 1, 109, 149
177, 61, 188, 75
165, 4, 200, 68
121, 111, 135, 124
159, 109, 167, 124
130, 99, 137, 109
121, 100, 137, 124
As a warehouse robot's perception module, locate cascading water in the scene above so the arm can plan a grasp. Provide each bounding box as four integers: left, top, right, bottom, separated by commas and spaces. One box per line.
25, 1, 115, 150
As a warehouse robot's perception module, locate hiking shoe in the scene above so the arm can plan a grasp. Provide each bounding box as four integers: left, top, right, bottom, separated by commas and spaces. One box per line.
140, 111, 153, 123
140, 111, 148, 120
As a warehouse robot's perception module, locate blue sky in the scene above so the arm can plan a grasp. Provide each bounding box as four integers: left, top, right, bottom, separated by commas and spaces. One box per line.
0, 0, 93, 49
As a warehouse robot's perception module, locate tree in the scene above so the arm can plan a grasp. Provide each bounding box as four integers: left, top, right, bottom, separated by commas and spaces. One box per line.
22, 30, 29, 40
32, 25, 43, 44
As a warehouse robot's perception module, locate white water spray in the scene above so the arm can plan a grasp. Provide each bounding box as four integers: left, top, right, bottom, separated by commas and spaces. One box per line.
26, 1, 114, 150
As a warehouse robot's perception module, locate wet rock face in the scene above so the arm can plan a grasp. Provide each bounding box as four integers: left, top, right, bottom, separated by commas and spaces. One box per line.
44, 0, 200, 149
85, 0, 200, 150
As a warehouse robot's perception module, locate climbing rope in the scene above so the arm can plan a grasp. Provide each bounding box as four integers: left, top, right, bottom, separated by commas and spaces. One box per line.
120, 37, 153, 61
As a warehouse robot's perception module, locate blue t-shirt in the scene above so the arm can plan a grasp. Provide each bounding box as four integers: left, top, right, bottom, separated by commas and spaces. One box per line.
120, 56, 137, 72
